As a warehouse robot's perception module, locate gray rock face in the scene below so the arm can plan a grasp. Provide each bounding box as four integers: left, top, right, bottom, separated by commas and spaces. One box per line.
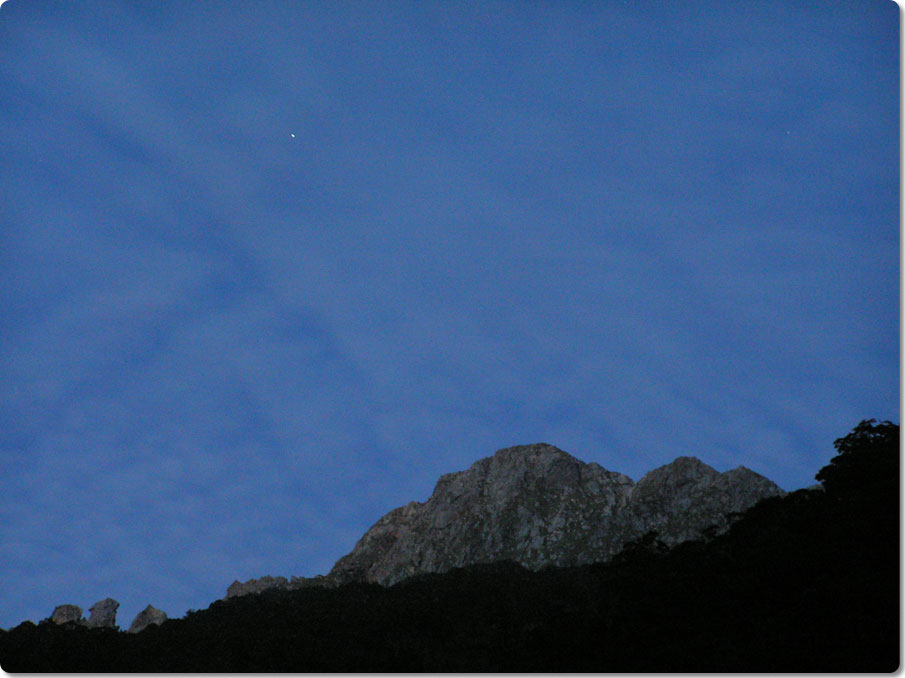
85, 598, 119, 629
50, 604, 84, 625
330, 444, 638, 584
226, 573, 340, 598
127, 605, 167, 633
627, 457, 781, 546
224, 443, 784, 597
226, 576, 290, 598
329, 445, 784, 586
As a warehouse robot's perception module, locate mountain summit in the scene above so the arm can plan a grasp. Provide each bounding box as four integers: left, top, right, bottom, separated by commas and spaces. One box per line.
14, 423, 894, 672
228, 443, 783, 596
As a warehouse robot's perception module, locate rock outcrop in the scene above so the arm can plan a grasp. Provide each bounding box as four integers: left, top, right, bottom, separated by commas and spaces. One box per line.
226, 576, 290, 598
329, 445, 783, 585
626, 457, 781, 545
226, 443, 784, 597
329, 444, 637, 584
50, 604, 84, 625
85, 598, 119, 629
225, 574, 339, 599
127, 605, 167, 633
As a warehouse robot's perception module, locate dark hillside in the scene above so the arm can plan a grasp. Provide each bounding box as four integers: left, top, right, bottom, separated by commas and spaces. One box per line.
1, 420, 897, 672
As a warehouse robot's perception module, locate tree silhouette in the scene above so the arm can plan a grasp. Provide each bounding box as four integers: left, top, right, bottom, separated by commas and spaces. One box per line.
815, 419, 898, 512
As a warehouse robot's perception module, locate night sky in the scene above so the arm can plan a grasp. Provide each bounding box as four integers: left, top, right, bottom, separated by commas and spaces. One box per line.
0, 0, 898, 630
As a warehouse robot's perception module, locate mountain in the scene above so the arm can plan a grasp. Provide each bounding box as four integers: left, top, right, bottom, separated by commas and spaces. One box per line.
230, 443, 783, 595
1, 421, 896, 672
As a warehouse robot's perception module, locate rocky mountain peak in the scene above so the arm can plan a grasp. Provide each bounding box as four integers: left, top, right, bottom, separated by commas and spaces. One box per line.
227, 444, 785, 598
325, 443, 639, 586
631, 456, 719, 501
636, 455, 717, 483
489, 442, 577, 467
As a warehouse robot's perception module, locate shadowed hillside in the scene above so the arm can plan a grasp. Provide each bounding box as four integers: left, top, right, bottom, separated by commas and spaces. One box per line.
0, 420, 897, 672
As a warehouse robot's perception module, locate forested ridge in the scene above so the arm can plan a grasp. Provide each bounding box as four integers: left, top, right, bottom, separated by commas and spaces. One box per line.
1, 420, 897, 672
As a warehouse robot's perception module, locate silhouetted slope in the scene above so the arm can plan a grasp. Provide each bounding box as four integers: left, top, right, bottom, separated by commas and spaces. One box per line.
1, 420, 897, 672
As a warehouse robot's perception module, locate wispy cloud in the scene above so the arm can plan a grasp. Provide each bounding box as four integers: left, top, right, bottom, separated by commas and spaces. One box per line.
0, 0, 896, 629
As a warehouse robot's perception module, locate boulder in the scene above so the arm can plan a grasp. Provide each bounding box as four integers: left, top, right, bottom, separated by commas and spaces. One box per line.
127, 605, 167, 633
50, 604, 84, 625
86, 598, 119, 628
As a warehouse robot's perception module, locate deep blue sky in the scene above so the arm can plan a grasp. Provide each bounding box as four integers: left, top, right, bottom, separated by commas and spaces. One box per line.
0, 0, 898, 630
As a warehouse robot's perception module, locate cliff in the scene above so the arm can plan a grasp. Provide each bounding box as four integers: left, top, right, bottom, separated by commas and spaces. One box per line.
230, 443, 783, 595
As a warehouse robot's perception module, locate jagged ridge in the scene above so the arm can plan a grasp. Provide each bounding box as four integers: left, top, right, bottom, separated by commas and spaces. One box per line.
228, 443, 783, 597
